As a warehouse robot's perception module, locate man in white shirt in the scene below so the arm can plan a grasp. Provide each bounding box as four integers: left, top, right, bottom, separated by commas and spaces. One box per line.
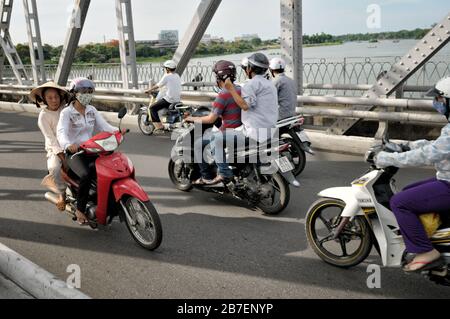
145, 60, 182, 134
225, 52, 278, 143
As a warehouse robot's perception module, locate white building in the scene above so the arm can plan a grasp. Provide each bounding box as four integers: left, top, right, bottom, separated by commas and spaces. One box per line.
201, 34, 225, 44
158, 30, 179, 44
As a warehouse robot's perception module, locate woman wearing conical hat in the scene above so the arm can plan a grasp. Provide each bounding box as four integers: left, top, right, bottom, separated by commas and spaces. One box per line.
30, 81, 69, 211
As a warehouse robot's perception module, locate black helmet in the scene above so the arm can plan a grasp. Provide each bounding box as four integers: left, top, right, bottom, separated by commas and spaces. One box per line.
247, 53, 270, 74
213, 60, 237, 82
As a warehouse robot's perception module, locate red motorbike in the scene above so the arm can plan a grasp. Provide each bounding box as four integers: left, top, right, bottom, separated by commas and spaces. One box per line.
45, 108, 162, 250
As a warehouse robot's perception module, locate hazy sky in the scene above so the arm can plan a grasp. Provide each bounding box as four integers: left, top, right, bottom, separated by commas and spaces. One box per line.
8, 0, 450, 45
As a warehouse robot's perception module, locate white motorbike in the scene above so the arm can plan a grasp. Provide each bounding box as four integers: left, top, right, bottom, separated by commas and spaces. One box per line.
305, 139, 450, 286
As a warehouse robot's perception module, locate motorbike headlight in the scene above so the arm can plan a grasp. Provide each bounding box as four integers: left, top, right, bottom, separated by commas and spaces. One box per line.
95, 135, 119, 151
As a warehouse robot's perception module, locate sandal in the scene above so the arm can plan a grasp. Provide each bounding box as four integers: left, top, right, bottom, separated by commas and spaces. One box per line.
403, 257, 445, 273
193, 177, 214, 185
75, 211, 89, 227
153, 129, 165, 135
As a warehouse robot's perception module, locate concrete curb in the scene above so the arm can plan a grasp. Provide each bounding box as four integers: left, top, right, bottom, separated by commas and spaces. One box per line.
0, 242, 90, 299
0, 101, 406, 155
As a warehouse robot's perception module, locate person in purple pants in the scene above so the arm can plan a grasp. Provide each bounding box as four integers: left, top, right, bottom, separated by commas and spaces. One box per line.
375, 76, 450, 272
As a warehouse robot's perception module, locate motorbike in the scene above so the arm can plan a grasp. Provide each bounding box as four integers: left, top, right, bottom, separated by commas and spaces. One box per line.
277, 115, 314, 176
168, 119, 300, 215
138, 91, 189, 135
304, 139, 450, 286
45, 107, 163, 251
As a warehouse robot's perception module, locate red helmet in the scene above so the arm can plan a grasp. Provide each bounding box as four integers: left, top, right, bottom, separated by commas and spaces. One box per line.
213, 60, 236, 82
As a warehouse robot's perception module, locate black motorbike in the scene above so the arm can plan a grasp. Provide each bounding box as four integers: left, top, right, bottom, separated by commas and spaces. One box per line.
168, 119, 300, 215
277, 115, 314, 177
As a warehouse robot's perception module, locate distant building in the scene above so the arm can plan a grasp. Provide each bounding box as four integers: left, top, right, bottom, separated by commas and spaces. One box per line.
235, 34, 260, 42
158, 30, 179, 44
201, 34, 225, 44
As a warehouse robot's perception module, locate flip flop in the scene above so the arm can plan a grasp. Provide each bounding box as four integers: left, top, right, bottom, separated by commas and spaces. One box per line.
403, 258, 445, 273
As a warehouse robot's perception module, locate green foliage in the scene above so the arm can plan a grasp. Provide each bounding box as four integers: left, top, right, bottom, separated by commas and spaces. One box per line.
13, 28, 430, 64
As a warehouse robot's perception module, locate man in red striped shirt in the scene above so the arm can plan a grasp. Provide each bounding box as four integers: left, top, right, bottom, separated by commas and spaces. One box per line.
185, 60, 243, 185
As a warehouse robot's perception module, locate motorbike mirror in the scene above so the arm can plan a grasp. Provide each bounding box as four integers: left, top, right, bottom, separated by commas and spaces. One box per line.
118, 107, 127, 119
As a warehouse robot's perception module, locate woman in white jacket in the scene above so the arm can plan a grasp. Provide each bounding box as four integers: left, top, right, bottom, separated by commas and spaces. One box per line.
57, 78, 119, 225
30, 82, 69, 211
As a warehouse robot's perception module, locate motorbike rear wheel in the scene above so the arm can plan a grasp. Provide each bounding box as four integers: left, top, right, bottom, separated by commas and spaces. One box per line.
283, 138, 306, 177
121, 197, 162, 250
257, 173, 290, 215
305, 199, 373, 268
138, 108, 155, 136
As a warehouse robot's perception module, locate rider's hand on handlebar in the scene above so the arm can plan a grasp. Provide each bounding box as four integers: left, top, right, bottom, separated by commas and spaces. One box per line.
67, 144, 79, 154
121, 128, 129, 135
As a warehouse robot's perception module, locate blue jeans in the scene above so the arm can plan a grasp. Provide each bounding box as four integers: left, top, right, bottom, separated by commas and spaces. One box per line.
210, 129, 247, 179
194, 131, 215, 180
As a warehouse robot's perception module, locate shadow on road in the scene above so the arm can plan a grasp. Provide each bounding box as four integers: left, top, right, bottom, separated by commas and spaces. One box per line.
0, 213, 447, 299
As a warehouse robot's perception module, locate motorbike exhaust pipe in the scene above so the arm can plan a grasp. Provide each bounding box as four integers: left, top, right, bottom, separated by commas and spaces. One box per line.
45, 192, 59, 205
44, 192, 75, 215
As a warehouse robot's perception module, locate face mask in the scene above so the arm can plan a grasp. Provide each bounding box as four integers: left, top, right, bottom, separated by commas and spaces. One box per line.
433, 100, 447, 116
76, 93, 93, 106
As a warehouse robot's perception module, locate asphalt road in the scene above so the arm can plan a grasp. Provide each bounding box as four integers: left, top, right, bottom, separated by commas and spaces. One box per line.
0, 110, 448, 299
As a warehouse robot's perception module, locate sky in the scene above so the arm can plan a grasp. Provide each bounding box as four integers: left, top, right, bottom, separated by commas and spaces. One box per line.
8, 0, 450, 46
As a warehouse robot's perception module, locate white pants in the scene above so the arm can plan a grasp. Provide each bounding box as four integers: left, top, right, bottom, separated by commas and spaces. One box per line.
44, 153, 66, 194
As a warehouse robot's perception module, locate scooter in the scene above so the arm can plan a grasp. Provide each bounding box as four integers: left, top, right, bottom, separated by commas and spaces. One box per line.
277, 115, 314, 176
137, 91, 190, 135
45, 108, 162, 251
304, 139, 450, 286
168, 120, 300, 215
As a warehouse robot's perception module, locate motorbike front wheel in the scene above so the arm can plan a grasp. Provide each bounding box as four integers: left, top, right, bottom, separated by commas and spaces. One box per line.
121, 197, 162, 250
305, 199, 373, 268
257, 173, 290, 215
168, 159, 193, 192
138, 109, 155, 136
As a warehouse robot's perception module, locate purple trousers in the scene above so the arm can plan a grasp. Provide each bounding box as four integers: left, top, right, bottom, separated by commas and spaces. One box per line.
390, 177, 450, 254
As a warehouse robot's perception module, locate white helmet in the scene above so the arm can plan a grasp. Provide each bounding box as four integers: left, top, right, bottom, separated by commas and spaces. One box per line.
427, 76, 450, 99
269, 57, 286, 71
240, 57, 249, 69
163, 60, 177, 70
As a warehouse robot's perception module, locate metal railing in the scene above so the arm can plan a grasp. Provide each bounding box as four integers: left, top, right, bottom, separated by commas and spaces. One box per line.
2, 55, 449, 96
0, 83, 442, 128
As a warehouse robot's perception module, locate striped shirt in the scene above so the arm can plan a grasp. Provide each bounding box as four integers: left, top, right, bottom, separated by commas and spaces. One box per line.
212, 86, 242, 130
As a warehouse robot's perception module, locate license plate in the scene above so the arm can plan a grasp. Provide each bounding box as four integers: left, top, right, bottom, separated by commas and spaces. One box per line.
297, 130, 310, 143
275, 156, 294, 173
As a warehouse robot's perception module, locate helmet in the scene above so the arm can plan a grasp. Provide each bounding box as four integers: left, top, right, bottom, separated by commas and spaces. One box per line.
213, 60, 236, 82
163, 60, 177, 70
69, 77, 95, 93
240, 57, 249, 69
269, 57, 286, 71
426, 76, 450, 99
247, 53, 270, 70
